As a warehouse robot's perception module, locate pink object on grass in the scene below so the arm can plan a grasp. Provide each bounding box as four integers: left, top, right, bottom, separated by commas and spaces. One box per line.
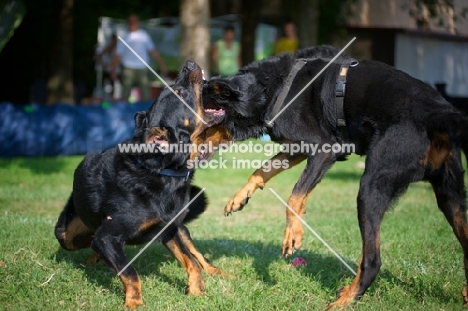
291, 257, 307, 267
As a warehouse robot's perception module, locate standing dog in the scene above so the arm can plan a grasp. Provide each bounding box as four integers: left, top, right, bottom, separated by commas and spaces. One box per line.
200, 45, 468, 309
55, 61, 221, 309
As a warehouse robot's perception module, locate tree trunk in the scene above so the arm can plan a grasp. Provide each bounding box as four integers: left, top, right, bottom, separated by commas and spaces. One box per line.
296, 0, 319, 48
47, 0, 74, 105
240, 0, 262, 66
179, 0, 211, 76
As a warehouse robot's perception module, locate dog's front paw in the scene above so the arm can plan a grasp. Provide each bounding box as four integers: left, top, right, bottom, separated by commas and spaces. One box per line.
224, 190, 252, 216
326, 285, 355, 310
186, 279, 205, 296
462, 284, 468, 305
124, 296, 143, 310
281, 219, 304, 257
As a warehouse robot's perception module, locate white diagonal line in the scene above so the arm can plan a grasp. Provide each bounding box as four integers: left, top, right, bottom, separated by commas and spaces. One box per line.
268, 188, 357, 275
267, 37, 356, 126
118, 36, 207, 125
117, 188, 206, 276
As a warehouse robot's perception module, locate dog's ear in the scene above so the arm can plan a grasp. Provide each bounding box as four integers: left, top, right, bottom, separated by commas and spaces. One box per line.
209, 80, 241, 99
134, 111, 148, 137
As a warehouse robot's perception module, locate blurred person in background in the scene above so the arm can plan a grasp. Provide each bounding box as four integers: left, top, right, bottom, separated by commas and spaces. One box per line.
212, 25, 241, 76
274, 21, 299, 55
111, 14, 167, 101
96, 33, 121, 101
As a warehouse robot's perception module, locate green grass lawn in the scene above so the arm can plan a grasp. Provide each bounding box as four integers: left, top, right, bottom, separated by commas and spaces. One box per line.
0, 142, 467, 310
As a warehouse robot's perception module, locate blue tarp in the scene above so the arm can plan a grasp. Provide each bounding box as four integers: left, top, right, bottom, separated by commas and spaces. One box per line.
0, 101, 152, 157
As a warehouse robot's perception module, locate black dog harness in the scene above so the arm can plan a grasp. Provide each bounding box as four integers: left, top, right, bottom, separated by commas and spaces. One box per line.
265, 58, 308, 128
335, 59, 359, 146
264, 58, 358, 145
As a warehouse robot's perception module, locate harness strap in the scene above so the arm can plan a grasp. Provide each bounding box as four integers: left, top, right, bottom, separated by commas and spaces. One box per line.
335, 64, 350, 144
265, 58, 308, 128
335, 59, 359, 147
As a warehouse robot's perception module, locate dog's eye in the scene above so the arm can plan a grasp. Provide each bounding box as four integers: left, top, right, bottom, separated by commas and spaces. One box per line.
175, 89, 185, 99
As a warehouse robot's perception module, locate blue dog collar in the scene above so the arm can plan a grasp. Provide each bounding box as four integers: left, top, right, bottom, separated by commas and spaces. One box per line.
159, 168, 191, 180
135, 157, 191, 181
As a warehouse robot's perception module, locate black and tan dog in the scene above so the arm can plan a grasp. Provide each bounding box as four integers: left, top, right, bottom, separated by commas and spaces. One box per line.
55, 61, 221, 309
200, 46, 468, 309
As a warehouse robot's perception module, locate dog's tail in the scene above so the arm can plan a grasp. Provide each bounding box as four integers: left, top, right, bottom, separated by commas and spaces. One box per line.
426, 111, 468, 163
183, 186, 208, 224
54, 193, 92, 250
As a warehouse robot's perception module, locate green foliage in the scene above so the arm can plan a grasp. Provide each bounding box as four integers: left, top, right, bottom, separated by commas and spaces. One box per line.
0, 145, 467, 310
0, 0, 25, 53
318, 0, 356, 44
402, 0, 468, 30
284, 0, 356, 45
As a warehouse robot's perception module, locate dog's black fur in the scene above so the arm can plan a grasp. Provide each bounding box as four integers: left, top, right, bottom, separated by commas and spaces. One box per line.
201, 46, 468, 308
55, 61, 221, 309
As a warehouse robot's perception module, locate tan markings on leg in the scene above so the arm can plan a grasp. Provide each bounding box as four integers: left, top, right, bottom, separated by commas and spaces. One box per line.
86, 253, 102, 264
462, 284, 468, 305
282, 190, 314, 256
452, 207, 468, 239
225, 153, 306, 214
421, 132, 451, 170
61, 216, 92, 250
177, 228, 225, 276
138, 219, 159, 232
166, 239, 205, 296
120, 273, 143, 310
327, 256, 363, 311
327, 230, 381, 310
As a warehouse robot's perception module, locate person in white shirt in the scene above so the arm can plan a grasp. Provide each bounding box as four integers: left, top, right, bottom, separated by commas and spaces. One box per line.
111, 14, 167, 101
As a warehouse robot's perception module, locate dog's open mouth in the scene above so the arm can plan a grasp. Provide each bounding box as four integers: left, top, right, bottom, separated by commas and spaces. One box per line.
147, 135, 167, 145
203, 102, 226, 126
145, 127, 169, 152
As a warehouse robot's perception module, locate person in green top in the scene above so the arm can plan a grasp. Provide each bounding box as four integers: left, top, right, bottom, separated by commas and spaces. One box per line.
212, 25, 241, 76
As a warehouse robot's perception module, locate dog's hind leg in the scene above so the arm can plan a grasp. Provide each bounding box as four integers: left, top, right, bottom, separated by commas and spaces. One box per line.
55, 194, 93, 251
328, 173, 393, 309
282, 152, 336, 256
225, 152, 306, 215
162, 227, 205, 295
91, 226, 142, 310
428, 151, 468, 305
328, 126, 426, 309
176, 225, 225, 276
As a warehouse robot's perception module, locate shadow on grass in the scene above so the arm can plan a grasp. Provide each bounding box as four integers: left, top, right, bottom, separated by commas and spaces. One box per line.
54, 238, 462, 305
54, 239, 352, 297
